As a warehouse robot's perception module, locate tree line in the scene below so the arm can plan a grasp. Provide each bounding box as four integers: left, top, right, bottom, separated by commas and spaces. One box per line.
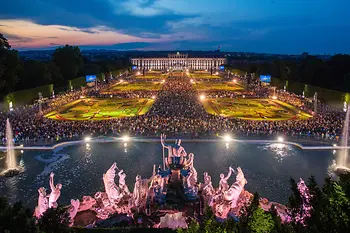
1, 173, 349, 233
227, 54, 350, 92
0, 34, 129, 99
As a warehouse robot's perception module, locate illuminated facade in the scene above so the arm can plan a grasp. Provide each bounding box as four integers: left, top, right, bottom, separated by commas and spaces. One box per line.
131, 52, 226, 70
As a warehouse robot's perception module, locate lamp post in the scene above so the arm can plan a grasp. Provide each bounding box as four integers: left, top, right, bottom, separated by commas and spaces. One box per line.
344, 101, 347, 112
38, 92, 43, 114
9, 101, 13, 111
313, 92, 317, 115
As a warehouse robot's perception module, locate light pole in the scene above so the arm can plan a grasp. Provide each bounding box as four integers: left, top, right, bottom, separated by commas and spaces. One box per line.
38, 92, 43, 114
313, 92, 317, 115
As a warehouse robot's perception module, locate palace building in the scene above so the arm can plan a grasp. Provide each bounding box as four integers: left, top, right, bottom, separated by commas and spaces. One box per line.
131, 52, 226, 71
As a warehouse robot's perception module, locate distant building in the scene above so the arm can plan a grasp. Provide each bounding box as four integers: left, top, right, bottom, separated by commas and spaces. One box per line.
131, 52, 226, 70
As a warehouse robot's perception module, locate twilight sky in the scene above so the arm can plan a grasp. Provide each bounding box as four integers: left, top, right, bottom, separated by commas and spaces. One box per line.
1, 0, 350, 54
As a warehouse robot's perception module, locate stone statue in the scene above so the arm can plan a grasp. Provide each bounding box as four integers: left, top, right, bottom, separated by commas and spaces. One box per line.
34, 187, 49, 219
161, 134, 187, 168
68, 199, 80, 226
132, 175, 151, 208
184, 153, 194, 168
219, 167, 234, 193
158, 212, 188, 229
203, 172, 214, 196
118, 169, 130, 195
78, 196, 96, 212
48, 172, 62, 208
173, 139, 187, 157
103, 163, 122, 203
161, 134, 173, 158
223, 167, 247, 208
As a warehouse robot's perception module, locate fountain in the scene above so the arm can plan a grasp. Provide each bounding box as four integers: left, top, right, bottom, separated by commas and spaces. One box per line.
2, 119, 20, 177
334, 105, 350, 175
31, 134, 297, 227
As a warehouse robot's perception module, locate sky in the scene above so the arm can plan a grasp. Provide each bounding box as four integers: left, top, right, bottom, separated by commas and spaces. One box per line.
1, 0, 350, 54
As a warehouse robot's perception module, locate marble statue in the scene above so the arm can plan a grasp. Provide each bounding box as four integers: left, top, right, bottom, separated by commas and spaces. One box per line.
78, 196, 96, 212
161, 134, 187, 168
132, 175, 151, 208
68, 199, 80, 226
34, 187, 49, 219
48, 172, 62, 208
187, 166, 198, 189
173, 139, 187, 157
103, 163, 122, 203
118, 169, 130, 195
223, 167, 247, 208
219, 167, 234, 193
184, 153, 194, 168
203, 172, 214, 196
161, 134, 174, 158
158, 212, 188, 229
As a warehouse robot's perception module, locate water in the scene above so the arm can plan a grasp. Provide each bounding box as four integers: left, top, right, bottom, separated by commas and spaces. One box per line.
0, 141, 336, 208
338, 105, 350, 168
5, 119, 16, 170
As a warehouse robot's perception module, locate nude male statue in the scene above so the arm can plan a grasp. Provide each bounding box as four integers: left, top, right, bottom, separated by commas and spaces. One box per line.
48, 172, 62, 208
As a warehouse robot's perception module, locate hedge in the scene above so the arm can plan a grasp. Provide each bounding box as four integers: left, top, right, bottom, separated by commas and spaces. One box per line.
271, 77, 348, 104
4, 68, 128, 108
4, 84, 53, 108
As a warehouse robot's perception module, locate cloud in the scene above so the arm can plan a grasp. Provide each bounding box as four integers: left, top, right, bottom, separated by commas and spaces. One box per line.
0, 19, 160, 49
1, 0, 350, 53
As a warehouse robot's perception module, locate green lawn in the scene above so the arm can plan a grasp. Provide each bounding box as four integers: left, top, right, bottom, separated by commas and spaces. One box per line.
202, 98, 312, 121
135, 74, 167, 79
193, 81, 245, 91
103, 81, 163, 92
189, 73, 222, 79
45, 98, 154, 121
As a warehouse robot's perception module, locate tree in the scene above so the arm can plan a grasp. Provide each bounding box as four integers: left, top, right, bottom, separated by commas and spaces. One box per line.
47, 62, 63, 85
0, 33, 11, 50
52, 45, 83, 81
248, 207, 275, 233
0, 197, 37, 233
37, 207, 71, 233
18, 60, 52, 89
318, 181, 350, 233
0, 34, 21, 97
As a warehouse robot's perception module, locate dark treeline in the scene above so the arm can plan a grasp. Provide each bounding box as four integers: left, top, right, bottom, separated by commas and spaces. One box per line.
0, 34, 129, 99
228, 54, 350, 92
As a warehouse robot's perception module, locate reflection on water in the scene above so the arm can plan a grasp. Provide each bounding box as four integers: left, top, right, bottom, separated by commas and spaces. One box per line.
261, 143, 296, 162
0, 141, 336, 208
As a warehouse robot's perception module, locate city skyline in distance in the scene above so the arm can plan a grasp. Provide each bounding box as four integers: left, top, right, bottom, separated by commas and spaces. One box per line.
1, 0, 350, 54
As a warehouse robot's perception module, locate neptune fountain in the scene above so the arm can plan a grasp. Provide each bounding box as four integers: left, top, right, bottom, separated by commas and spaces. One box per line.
32, 134, 309, 228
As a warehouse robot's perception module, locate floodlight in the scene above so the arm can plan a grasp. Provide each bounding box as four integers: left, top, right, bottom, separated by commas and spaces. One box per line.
122, 135, 130, 142
223, 135, 232, 142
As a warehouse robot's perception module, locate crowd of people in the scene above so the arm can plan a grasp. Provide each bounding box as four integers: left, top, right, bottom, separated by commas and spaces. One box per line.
0, 73, 347, 145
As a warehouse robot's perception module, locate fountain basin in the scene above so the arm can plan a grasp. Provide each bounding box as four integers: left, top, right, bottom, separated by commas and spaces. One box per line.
1, 167, 23, 177
334, 166, 350, 176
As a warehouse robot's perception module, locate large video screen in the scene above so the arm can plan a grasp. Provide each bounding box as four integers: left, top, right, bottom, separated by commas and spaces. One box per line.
219, 65, 225, 70
260, 75, 271, 83
132, 66, 137, 70
86, 75, 97, 83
